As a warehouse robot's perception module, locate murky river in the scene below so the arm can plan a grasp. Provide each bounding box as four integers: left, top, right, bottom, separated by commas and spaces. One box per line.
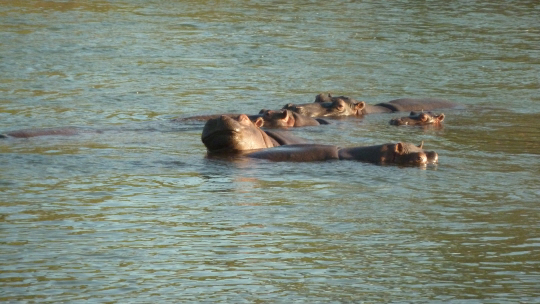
1, 1, 539, 302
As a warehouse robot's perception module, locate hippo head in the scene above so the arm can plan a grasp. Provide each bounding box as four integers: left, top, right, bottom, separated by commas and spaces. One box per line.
390, 142, 426, 165
254, 109, 296, 128
314, 92, 333, 103
397, 142, 438, 164
283, 98, 365, 117
201, 114, 275, 153
389, 111, 445, 126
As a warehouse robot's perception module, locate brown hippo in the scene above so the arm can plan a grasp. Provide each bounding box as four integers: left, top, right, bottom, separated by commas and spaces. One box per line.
255, 109, 329, 128
202, 114, 437, 165
390, 111, 445, 126
282, 97, 366, 117
0, 127, 95, 138
175, 110, 329, 128
283, 93, 457, 117
201, 114, 308, 153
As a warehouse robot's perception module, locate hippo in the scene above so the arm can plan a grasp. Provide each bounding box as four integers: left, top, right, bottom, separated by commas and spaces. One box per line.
390, 111, 445, 126
201, 114, 308, 153
0, 127, 95, 139
255, 109, 329, 128
175, 110, 329, 128
201, 114, 438, 165
283, 93, 457, 117
247, 142, 436, 165
282, 97, 366, 117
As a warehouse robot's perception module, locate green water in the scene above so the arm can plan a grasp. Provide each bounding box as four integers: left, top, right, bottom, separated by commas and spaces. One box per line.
1, 1, 539, 302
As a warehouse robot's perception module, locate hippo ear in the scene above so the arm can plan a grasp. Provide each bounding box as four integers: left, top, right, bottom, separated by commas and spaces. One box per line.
394, 142, 405, 155
417, 141, 424, 149
436, 113, 445, 122
354, 101, 366, 113
254, 117, 264, 128
281, 110, 295, 127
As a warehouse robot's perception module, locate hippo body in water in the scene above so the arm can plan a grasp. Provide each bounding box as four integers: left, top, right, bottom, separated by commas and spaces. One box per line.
256, 109, 329, 128
0, 127, 96, 139
283, 93, 458, 118
390, 111, 445, 126
202, 114, 437, 165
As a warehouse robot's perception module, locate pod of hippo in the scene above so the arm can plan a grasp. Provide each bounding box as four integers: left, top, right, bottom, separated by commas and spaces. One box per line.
2, 92, 456, 166
198, 93, 457, 166
283, 93, 456, 118
201, 114, 438, 165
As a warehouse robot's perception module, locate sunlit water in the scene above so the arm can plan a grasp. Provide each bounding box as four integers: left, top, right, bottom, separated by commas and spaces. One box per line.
1, 1, 539, 302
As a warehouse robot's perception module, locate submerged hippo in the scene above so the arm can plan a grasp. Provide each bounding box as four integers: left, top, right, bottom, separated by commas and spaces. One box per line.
390, 111, 445, 126
176, 110, 328, 128
283, 96, 366, 117
201, 114, 437, 165
283, 93, 457, 117
0, 127, 94, 138
256, 109, 329, 128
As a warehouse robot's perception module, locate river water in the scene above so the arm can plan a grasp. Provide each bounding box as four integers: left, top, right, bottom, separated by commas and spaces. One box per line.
1, 1, 539, 303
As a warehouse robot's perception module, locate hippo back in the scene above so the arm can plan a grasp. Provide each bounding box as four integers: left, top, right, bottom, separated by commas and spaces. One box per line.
264, 130, 308, 145
376, 98, 458, 112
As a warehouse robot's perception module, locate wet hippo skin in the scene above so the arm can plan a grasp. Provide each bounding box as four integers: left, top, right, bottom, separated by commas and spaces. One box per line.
247, 142, 436, 165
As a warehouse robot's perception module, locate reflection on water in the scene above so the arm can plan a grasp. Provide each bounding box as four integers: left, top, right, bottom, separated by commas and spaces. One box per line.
1, 0, 539, 302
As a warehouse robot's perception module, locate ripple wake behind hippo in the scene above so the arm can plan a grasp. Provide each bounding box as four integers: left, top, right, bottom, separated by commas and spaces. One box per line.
202, 114, 438, 166
283, 93, 458, 118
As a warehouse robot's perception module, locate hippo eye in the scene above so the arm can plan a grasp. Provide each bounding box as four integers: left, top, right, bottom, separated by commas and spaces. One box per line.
419, 114, 428, 121
334, 103, 345, 111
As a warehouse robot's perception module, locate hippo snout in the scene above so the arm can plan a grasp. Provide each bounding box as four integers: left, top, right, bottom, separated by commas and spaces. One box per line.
425, 151, 438, 163
417, 153, 428, 165
390, 118, 407, 126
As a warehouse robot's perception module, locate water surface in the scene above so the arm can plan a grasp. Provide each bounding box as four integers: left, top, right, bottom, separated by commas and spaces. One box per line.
1, 1, 539, 302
